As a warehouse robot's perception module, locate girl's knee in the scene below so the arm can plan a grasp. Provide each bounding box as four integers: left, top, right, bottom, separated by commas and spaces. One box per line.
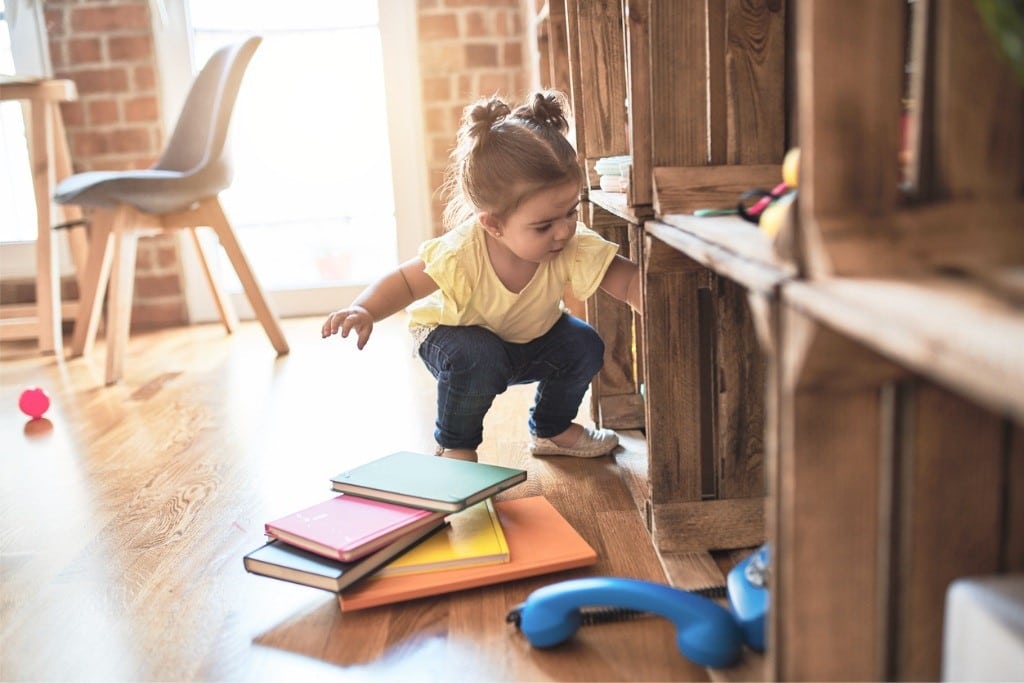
569, 320, 605, 374
426, 327, 512, 390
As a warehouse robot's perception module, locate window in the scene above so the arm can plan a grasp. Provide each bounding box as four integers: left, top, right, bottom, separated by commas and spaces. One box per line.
159, 0, 430, 320
0, 0, 72, 280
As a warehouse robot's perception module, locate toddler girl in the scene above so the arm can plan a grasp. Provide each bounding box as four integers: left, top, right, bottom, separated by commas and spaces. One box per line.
322, 90, 640, 462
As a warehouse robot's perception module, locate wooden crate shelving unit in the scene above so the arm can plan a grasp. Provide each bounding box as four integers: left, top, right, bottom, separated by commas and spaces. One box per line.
534, 0, 1023, 679
769, 2, 1024, 680
543, 0, 789, 556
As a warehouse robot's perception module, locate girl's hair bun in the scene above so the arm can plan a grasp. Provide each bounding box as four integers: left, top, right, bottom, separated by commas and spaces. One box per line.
463, 97, 512, 143
512, 90, 570, 134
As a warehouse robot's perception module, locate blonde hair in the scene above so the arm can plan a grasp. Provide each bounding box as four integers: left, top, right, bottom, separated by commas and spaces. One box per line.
441, 90, 583, 231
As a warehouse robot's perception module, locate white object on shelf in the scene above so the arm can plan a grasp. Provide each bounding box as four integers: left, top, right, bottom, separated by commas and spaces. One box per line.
942, 574, 1024, 682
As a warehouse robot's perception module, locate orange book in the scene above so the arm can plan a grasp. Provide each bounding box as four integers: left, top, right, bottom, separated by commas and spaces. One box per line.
337, 495, 597, 611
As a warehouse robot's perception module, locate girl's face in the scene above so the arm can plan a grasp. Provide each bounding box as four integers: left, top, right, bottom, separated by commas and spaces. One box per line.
481, 180, 581, 264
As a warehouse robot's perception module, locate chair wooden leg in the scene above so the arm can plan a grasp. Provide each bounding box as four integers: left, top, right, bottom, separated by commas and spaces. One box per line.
65, 222, 90, 284
187, 226, 238, 334
104, 225, 138, 385
70, 207, 119, 358
204, 199, 289, 355
30, 99, 60, 355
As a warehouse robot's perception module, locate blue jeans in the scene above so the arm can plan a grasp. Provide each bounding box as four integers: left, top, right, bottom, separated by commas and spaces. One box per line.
417, 313, 605, 450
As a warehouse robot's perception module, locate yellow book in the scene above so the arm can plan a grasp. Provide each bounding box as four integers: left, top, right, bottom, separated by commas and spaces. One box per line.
373, 499, 509, 578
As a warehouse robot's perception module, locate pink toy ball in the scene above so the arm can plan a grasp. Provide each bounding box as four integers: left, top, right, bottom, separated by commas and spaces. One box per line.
18, 386, 51, 420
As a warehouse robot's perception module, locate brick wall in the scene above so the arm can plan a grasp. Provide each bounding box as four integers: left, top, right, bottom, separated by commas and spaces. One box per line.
46, 0, 187, 329
417, 0, 530, 233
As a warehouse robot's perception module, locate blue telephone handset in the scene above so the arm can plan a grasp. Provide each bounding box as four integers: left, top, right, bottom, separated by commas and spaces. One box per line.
508, 544, 770, 668
727, 543, 769, 651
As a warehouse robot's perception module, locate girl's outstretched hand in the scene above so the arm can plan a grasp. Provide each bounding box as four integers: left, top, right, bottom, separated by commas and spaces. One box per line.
321, 305, 374, 349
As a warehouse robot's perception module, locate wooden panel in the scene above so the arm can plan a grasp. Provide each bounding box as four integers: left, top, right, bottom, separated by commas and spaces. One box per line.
714, 277, 766, 499
623, 0, 653, 207
643, 235, 704, 505
545, 0, 572, 95
931, 0, 1023, 200
652, 497, 765, 553
563, 0, 590, 186
1008, 424, 1024, 571
646, 218, 793, 295
719, 0, 788, 164
796, 1, 905, 277
785, 277, 1024, 424
804, 200, 1024, 278
653, 164, 782, 217
650, 1, 708, 167
573, 0, 629, 161
774, 306, 896, 681
890, 382, 1006, 680
583, 204, 643, 430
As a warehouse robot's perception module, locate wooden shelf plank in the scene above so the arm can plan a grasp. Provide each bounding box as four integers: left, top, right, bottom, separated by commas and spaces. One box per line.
646, 216, 794, 294
587, 190, 652, 224
784, 277, 1024, 423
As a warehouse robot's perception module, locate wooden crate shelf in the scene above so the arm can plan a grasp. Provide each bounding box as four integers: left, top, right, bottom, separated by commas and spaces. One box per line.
531, 0, 1023, 679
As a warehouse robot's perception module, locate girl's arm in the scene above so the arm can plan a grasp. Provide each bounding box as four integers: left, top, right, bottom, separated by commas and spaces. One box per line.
321, 258, 439, 349
598, 255, 641, 313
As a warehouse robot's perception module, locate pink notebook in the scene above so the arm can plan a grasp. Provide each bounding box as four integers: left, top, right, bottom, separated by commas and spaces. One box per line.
264, 494, 445, 562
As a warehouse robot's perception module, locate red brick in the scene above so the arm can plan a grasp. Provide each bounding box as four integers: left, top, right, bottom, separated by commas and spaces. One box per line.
134, 273, 181, 298
71, 5, 151, 33
133, 65, 157, 90
108, 35, 153, 61
422, 76, 451, 101
124, 96, 159, 122
503, 41, 523, 68
135, 235, 179, 271
478, 72, 511, 97
60, 101, 85, 127
70, 67, 131, 96
465, 44, 498, 68
68, 38, 103, 64
431, 136, 453, 161
496, 9, 513, 36
109, 127, 153, 155
48, 41, 69, 70
457, 74, 474, 98
419, 13, 459, 41
424, 105, 450, 135
87, 99, 121, 125
130, 298, 187, 329
44, 8, 68, 37
419, 43, 464, 73
71, 130, 107, 158
463, 11, 488, 37
513, 72, 530, 97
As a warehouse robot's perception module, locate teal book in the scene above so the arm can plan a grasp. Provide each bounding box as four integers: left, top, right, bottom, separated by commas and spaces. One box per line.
330, 451, 527, 513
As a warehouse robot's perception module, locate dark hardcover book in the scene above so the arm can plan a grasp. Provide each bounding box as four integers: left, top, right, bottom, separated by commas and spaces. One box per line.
330, 451, 527, 513
243, 515, 446, 593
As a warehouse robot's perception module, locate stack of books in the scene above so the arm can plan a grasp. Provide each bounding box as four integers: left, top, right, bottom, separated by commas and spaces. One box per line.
242, 451, 598, 611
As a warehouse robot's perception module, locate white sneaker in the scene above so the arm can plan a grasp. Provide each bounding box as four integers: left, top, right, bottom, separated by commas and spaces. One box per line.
529, 427, 619, 458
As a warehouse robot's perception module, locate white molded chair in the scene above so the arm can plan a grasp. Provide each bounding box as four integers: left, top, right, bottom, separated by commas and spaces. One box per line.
55, 36, 289, 384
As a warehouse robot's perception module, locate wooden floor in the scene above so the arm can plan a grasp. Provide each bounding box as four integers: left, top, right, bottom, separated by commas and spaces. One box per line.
1, 315, 758, 682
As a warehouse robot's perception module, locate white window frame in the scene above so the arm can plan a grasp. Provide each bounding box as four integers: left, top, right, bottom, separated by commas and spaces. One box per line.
0, 0, 76, 280
150, 0, 432, 321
